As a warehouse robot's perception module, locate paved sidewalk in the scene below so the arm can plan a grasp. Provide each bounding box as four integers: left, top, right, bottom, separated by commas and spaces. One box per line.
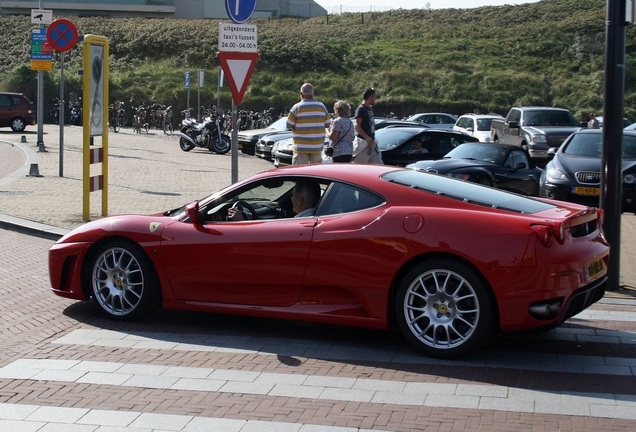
0, 124, 635, 296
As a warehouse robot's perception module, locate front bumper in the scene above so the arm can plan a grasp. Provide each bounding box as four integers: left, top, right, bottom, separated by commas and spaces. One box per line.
541, 182, 636, 212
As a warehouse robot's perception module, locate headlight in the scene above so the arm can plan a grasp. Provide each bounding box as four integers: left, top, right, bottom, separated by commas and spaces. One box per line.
624, 174, 636, 184
546, 166, 568, 182
447, 173, 470, 180
530, 134, 547, 143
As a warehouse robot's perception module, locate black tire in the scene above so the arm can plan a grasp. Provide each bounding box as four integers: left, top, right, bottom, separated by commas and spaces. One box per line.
211, 135, 231, 154
395, 259, 496, 359
179, 137, 195, 151
10, 117, 26, 132
163, 120, 174, 135
88, 240, 161, 321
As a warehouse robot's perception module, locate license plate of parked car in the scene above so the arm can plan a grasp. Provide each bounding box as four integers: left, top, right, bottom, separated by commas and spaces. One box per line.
586, 259, 605, 280
573, 186, 600, 196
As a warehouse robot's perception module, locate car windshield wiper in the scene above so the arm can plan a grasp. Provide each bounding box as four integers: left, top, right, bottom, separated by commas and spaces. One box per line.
163, 204, 190, 216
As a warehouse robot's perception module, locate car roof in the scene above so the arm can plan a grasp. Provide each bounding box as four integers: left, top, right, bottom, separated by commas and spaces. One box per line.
458, 113, 503, 118
458, 141, 523, 150
519, 107, 571, 111
377, 126, 467, 133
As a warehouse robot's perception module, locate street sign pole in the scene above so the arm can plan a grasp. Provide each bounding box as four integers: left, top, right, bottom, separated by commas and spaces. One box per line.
232, 99, 238, 183
223, 0, 258, 183
36, 0, 45, 151
59, 52, 64, 176
185, 70, 191, 117
47, 18, 79, 177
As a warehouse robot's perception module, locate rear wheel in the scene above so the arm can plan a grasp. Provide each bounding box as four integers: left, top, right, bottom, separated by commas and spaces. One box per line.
395, 259, 496, 358
89, 240, 161, 321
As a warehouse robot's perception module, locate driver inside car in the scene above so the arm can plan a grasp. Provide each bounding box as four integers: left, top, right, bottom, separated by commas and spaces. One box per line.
227, 180, 320, 220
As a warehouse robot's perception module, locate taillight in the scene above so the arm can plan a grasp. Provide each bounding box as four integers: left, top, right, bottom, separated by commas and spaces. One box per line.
596, 208, 605, 231
531, 222, 565, 246
531, 225, 551, 246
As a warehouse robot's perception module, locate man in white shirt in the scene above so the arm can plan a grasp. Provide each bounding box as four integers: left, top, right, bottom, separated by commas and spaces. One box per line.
292, 180, 320, 217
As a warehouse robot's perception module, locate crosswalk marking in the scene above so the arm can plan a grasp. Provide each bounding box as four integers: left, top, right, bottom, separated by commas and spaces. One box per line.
0, 403, 388, 432
1, 358, 636, 420
51, 328, 636, 376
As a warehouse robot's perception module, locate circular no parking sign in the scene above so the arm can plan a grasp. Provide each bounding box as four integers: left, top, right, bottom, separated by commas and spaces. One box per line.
47, 19, 78, 52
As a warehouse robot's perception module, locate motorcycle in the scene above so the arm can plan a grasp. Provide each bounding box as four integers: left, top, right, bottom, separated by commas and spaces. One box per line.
50, 98, 61, 123
179, 107, 230, 154
70, 99, 82, 126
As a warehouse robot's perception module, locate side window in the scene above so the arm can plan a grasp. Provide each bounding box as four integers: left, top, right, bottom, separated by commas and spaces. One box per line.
505, 150, 529, 169
319, 183, 384, 215
438, 136, 454, 154
508, 110, 521, 123
0, 95, 10, 107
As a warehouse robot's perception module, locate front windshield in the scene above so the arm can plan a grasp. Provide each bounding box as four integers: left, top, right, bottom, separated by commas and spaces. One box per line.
563, 132, 636, 159
445, 143, 508, 164
269, 116, 289, 130
375, 128, 420, 150
524, 110, 578, 127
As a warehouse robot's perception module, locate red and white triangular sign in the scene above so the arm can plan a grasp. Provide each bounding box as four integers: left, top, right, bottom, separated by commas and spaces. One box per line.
217, 51, 259, 106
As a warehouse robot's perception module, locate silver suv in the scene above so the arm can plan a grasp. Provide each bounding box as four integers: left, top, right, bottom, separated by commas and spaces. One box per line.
453, 113, 502, 142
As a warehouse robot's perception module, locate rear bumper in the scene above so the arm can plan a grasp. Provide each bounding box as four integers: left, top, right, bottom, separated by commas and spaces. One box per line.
559, 276, 606, 323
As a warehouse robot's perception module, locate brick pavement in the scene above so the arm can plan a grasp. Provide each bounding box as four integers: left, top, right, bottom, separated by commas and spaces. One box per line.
0, 231, 635, 431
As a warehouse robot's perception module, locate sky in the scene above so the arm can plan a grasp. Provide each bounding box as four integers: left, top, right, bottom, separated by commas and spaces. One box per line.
314, 0, 541, 14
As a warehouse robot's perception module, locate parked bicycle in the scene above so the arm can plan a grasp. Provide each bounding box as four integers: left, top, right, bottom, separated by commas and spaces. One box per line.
133, 104, 149, 134
162, 105, 174, 135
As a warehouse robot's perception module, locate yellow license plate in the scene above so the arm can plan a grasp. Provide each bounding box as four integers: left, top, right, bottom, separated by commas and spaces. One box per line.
573, 187, 600, 196
585, 259, 604, 280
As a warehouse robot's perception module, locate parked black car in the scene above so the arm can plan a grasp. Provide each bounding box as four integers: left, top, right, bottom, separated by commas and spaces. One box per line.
407, 142, 542, 196
374, 119, 423, 130
539, 129, 636, 212
376, 127, 479, 167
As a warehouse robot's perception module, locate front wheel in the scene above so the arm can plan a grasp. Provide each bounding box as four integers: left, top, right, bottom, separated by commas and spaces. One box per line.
89, 241, 161, 321
395, 259, 496, 358
163, 120, 174, 135
211, 135, 231, 154
179, 136, 195, 151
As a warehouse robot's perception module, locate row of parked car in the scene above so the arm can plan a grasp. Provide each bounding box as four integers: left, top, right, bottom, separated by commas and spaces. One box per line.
235, 110, 636, 213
